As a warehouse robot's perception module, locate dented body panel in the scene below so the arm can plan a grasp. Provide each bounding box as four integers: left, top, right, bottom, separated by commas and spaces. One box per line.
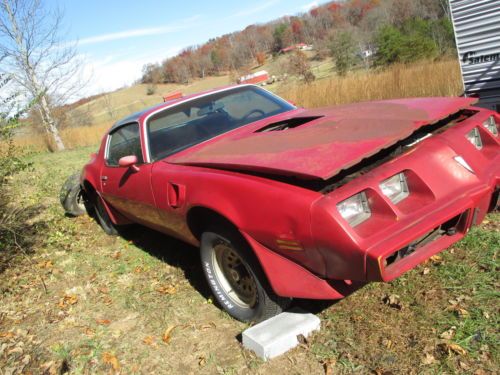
167, 97, 477, 180
80, 85, 500, 300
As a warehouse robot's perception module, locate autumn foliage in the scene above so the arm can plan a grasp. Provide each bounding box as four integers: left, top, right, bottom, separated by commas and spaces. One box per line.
141, 0, 453, 84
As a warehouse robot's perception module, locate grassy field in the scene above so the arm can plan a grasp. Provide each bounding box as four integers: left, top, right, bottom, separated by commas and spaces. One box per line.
0, 145, 498, 374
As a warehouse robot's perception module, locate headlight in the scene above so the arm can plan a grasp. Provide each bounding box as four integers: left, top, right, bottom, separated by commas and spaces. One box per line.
379, 172, 409, 204
337, 191, 371, 227
483, 116, 498, 136
466, 127, 483, 149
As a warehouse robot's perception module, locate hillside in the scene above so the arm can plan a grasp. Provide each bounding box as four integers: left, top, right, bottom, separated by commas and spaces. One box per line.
13, 56, 462, 151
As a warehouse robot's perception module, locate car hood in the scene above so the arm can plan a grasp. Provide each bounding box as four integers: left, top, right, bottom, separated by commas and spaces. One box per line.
167, 97, 477, 180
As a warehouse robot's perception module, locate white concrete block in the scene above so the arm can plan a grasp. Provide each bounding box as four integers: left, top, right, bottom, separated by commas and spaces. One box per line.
242, 308, 321, 360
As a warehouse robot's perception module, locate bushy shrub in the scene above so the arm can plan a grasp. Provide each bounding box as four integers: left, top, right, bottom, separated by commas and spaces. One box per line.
330, 31, 358, 76
0, 110, 31, 188
374, 18, 453, 65
288, 51, 316, 83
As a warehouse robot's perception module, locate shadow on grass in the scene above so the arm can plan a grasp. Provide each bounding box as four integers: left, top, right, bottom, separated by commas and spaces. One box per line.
119, 225, 212, 299
293, 280, 367, 315
117, 223, 368, 318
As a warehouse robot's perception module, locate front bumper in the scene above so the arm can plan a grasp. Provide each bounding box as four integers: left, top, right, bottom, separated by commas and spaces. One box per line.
366, 183, 498, 281
311, 109, 500, 284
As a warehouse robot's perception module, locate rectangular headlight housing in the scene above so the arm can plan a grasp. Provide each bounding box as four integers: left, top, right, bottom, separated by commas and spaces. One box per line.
483, 116, 498, 136
379, 172, 409, 204
466, 127, 483, 149
337, 191, 371, 227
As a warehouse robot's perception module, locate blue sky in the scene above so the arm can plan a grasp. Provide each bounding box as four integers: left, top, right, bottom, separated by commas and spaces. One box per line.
50, 0, 323, 95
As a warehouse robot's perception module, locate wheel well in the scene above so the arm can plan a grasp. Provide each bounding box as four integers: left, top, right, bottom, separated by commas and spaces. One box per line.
82, 180, 97, 203
187, 206, 238, 241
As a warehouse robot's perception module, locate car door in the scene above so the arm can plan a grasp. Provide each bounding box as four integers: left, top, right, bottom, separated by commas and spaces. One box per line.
100, 122, 162, 227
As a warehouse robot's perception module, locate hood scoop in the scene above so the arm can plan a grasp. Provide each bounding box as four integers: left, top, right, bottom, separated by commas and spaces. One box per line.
256, 116, 324, 132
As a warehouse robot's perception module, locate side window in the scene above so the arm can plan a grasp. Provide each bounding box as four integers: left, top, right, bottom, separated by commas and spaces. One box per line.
106, 123, 143, 166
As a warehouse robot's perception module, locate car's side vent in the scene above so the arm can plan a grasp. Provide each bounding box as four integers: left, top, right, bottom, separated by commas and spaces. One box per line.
255, 116, 324, 132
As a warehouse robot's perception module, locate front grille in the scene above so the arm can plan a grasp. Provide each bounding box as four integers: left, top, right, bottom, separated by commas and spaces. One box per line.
384, 211, 468, 267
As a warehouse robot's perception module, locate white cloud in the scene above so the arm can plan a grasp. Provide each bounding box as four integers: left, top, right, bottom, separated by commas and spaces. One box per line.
230, 0, 281, 18
302, 1, 319, 11
74, 15, 201, 46
80, 47, 181, 96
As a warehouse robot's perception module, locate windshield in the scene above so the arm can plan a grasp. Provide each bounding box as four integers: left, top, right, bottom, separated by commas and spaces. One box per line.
147, 86, 294, 161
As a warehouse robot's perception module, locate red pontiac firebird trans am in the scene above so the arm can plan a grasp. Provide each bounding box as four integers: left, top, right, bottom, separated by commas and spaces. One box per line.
60, 84, 499, 322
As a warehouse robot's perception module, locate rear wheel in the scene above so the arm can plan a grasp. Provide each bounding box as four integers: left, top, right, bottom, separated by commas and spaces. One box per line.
60, 173, 86, 217
200, 227, 290, 322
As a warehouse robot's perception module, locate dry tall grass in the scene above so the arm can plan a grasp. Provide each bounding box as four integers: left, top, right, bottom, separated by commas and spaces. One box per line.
279, 59, 463, 108
13, 59, 462, 151
14, 123, 111, 151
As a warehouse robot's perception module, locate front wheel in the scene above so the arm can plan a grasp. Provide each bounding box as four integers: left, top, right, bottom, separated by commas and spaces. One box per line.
200, 228, 290, 322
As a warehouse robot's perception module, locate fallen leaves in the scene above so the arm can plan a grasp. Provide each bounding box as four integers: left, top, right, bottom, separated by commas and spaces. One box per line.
162, 325, 177, 344
142, 336, 155, 346
0, 331, 15, 339
57, 294, 78, 309
95, 318, 111, 325
429, 255, 443, 264
446, 295, 472, 318
156, 284, 177, 295
37, 260, 53, 269
198, 355, 206, 367
98, 286, 109, 294
421, 352, 437, 365
381, 338, 393, 349
439, 326, 456, 340
102, 352, 120, 371
322, 358, 336, 375
198, 322, 216, 330
83, 327, 95, 337
438, 342, 467, 356
372, 369, 394, 375
111, 251, 121, 259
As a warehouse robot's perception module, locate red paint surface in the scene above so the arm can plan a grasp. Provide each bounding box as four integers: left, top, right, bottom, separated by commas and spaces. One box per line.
168, 97, 477, 179
81, 85, 500, 300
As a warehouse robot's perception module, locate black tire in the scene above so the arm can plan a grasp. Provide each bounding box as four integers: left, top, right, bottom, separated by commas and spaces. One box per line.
200, 227, 290, 323
60, 173, 86, 217
94, 196, 119, 236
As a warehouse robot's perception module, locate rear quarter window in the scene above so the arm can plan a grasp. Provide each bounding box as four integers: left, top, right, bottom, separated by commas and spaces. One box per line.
106, 123, 143, 166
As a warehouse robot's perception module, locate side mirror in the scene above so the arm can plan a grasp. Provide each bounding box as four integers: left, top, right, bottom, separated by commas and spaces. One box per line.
118, 155, 139, 172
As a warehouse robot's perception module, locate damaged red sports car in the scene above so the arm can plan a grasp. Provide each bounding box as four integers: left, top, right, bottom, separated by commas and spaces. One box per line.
60, 85, 500, 322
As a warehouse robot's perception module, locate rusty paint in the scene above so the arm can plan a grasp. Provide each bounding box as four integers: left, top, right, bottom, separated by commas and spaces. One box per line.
168, 97, 477, 180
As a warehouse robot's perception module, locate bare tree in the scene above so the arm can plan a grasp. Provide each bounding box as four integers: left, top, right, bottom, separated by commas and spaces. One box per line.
0, 0, 84, 151
101, 93, 115, 120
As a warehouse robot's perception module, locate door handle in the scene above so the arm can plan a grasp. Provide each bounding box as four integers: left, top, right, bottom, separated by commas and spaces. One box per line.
101, 176, 108, 181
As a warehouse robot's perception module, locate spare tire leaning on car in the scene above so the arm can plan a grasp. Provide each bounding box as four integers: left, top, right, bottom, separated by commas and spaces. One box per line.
59, 172, 86, 217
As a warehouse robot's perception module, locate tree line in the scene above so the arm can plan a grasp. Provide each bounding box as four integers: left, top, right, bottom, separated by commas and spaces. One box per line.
141, 0, 454, 85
